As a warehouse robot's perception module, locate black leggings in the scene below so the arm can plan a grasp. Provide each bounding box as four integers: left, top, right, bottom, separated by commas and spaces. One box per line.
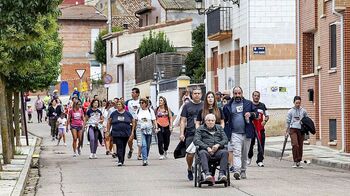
37, 110, 43, 122
113, 137, 129, 164
157, 125, 171, 155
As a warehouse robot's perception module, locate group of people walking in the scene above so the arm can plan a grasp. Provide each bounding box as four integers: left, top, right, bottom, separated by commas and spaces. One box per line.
37, 84, 308, 183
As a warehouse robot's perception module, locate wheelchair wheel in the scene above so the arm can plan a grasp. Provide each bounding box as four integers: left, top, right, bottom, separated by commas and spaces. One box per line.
227, 164, 231, 186
194, 160, 198, 187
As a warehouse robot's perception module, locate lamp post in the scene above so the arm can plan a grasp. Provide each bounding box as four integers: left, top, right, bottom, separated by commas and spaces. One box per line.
153, 70, 165, 105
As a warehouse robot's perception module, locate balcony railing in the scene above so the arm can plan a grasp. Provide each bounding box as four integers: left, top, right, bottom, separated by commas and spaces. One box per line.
207, 7, 232, 41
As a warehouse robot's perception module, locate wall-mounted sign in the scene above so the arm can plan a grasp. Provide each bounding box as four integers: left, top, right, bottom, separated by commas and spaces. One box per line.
253, 47, 266, 55
103, 74, 113, 84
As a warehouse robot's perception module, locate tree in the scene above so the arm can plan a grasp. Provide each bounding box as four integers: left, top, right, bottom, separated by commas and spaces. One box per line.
138, 31, 176, 58
94, 26, 123, 64
0, 0, 62, 164
184, 23, 205, 83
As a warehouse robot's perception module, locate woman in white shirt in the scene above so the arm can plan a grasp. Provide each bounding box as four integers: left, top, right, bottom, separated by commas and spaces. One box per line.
136, 98, 158, 166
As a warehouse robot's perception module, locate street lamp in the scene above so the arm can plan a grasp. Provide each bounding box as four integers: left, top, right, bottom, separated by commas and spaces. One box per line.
195, 0, 239, 15
153, 70, 165, 104
195, 0, 215, 15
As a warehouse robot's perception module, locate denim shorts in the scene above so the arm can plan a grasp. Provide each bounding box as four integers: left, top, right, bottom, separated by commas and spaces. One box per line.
71, 125, 83, 131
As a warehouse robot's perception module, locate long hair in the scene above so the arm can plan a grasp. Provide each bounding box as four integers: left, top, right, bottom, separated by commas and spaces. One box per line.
202, 91, 221, 123
158, 96, 169, 113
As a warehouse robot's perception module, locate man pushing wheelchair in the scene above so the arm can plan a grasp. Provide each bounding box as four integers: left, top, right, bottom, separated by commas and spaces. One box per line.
193, 113, 229, 184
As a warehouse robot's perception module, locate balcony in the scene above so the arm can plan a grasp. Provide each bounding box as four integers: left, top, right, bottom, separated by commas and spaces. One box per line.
207, 7, 232, 41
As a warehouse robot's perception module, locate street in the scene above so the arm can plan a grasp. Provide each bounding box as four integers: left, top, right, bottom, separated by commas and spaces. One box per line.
27, 121, 350, 196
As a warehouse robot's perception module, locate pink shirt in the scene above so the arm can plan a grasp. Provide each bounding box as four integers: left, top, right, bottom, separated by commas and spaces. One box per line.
70, 108, 84, 127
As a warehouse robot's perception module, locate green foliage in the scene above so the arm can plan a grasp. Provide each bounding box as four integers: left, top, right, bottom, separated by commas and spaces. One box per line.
185, 24, 205, 83
0, 0, 63, 91
138, 31, 176, 58
94, 26, 123, 64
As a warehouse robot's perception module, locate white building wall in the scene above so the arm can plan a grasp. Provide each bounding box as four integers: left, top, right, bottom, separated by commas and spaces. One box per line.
158, 89, 179, 115
118, 22, 192, 53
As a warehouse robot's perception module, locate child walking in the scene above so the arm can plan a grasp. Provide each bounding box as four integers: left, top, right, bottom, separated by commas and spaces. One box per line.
27, 105, 33, 123
57, 113, 67, 146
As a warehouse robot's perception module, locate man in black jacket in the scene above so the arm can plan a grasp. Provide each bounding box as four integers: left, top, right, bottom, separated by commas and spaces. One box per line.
194, 114, 229, 182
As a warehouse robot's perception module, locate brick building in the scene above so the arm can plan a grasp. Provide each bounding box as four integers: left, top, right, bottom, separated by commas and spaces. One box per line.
57, 4, 107, 95
298, 0, 350, 152
204, 0, 296, 109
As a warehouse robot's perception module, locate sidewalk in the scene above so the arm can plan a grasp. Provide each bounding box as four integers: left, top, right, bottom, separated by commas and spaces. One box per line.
0, 136, 37, 196
264, 136, 350, 170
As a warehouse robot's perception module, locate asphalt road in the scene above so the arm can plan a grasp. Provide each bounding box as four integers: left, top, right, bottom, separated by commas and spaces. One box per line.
27, 118, 350, 196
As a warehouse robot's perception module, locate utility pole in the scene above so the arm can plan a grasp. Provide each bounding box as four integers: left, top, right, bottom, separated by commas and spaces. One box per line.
107, 0, 112, 33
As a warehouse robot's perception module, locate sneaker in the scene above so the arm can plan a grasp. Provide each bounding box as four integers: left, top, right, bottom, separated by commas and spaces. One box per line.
292, 162, 298, 168
137, 155, 142, 160
187, 170, 194, 181
106, 151, 110, 155
218, 173, 227, 182
63, 143, 67, 147
233, 172, 241, 180
127, 151, 133, 159
159, 155, 165, 160
117, 162, 122, 166
57, 140, 60, 146
52, 137, 55, 141
77, 148, 81, 155
112, 153, 117, 158
247, 158, 252, 165
257, 162, 264, 167
142, 160, 148, 166
296, 162, 303, 168
241, 171, 247, 179
164, 151, 168, 159
203, 173, 212, 182
89, 154, 94, 159
73, 153, 77, 157
229, 166, 235, 173
92, 154, 97, 159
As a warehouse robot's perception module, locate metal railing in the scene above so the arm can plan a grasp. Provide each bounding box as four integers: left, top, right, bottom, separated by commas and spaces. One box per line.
207, 7, 232, 37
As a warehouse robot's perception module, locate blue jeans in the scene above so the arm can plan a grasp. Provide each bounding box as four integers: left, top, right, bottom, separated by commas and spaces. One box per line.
141, 133, 152, 161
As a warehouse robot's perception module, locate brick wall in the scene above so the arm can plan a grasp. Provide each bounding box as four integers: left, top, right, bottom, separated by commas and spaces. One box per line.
302, 33, 315, 75
299, 0, 345, 150
343, 7, 350, 152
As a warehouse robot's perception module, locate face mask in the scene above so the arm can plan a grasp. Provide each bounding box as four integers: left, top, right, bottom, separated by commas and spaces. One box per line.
234, 97, 242, 102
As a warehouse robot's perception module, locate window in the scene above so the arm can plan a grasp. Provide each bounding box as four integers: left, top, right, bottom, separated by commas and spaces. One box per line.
228, 51, 232, 67
329, 119, 337, 142
156, 16, 159, 23
110, 41, 113, 57
146, 14, 149, 26
139, 18, 143, 27
317, 46, 321, 66
330, 24, 337, 68
90, 29, 100, 52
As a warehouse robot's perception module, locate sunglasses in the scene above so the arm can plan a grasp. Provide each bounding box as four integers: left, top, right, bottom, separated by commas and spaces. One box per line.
139, 102, 146, 104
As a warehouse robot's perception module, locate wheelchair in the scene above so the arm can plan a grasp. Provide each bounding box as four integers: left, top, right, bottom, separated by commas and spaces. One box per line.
193, 146, 231, 187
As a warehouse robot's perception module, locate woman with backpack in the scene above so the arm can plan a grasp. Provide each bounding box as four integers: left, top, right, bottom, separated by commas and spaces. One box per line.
135, 98, 157, 166
155, 96, 173, 160
67, 100, 85, 157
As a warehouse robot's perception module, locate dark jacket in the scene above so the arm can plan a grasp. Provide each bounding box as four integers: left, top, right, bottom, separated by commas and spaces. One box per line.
223, 98, 258, 140
193, 124, 228, 151
47, 105, 63, 119
301, 116, 316, 135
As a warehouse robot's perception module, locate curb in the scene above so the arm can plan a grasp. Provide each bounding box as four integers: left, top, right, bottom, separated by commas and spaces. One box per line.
264, 147, 289, 159
11, 136, 38, 196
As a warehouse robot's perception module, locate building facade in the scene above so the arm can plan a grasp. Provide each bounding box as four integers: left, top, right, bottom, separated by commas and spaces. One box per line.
298, 0, 350, 152
58, 4, 107, 95
104, 18, 192, 100
136, 0, 204, 29
204, 0, 296, 109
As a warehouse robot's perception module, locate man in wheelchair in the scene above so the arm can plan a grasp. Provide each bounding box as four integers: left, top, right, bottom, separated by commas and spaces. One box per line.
193, 114, 229, 183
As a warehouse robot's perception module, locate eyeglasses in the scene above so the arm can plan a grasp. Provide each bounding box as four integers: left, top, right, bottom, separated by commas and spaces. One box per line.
139, 102, 145, 104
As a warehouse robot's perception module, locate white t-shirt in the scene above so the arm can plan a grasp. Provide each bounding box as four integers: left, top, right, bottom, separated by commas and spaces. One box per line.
136, 108, 156, 133
57, 117, 67, 129
128, 99, 140, 119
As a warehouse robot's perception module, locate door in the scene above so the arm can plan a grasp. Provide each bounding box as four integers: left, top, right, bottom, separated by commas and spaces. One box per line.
212, 48, 218, 92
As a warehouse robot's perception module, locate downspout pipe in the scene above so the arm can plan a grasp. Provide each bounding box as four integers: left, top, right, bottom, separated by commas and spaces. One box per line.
247, 0, 251, 96
296, 0, 300, 95
332, 0, 345, 152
